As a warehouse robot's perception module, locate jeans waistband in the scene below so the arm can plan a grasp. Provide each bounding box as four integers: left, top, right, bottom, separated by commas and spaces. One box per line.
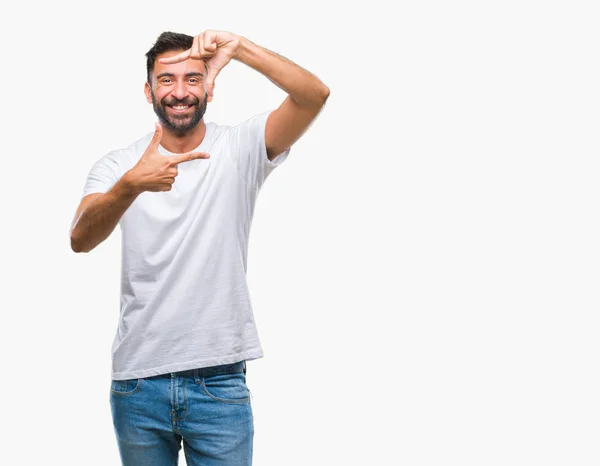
148, 360, 246, 379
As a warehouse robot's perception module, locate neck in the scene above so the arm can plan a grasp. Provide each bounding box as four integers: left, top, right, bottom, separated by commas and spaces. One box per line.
160, 120, 207, 154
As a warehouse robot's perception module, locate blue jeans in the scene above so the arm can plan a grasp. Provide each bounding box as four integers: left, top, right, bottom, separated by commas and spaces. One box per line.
109, 360, 253, 465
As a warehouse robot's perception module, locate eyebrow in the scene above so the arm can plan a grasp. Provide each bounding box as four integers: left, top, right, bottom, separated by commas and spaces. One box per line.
156, 72, 205, 80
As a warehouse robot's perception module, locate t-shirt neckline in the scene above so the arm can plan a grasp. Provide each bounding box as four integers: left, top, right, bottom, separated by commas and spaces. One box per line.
158, 122, 213, 157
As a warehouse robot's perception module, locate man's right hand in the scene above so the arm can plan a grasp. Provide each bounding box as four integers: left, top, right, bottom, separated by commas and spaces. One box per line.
124, 123, 210, 193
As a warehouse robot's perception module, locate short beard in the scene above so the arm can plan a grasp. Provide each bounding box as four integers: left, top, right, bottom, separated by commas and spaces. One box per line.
151, 90, 208, 136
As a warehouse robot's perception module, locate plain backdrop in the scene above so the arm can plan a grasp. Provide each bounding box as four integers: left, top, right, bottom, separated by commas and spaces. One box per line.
1, 0, 599, 465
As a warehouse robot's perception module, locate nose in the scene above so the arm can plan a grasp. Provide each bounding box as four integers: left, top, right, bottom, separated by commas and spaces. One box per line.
170, 79, 188, 100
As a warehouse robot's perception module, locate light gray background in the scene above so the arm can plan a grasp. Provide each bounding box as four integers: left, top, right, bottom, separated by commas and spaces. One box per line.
1, 0, 599, 464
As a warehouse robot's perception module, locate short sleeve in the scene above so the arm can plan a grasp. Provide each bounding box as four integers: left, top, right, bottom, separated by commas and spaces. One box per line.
227, 110, 291, 191
81, 152, 121, 200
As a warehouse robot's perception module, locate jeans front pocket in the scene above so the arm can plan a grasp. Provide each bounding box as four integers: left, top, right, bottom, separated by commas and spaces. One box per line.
201, 372, 250, 404
110, 378, 142, 397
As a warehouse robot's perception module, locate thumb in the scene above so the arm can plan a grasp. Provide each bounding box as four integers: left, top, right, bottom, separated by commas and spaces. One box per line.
151, 122, 163, 149
206, 69, 220, 99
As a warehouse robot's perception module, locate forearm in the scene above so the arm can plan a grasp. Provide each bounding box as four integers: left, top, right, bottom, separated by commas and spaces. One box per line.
70, 174, 140, 253
234, 36, 330, 108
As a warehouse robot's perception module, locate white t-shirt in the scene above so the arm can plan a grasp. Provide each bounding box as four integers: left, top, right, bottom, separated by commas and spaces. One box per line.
81, 111, 290, 380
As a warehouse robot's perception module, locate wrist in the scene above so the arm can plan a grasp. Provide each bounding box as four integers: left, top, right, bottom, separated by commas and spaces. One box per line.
119, 171, 143, 197
233, 36, 255, 63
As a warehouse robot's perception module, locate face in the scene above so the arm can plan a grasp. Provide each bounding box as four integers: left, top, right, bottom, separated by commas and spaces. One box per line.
145, 50, 208, 135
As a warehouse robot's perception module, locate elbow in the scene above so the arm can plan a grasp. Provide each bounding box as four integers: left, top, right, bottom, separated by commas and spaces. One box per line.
70, 228, 80, 253
71, 243, 92, 254
321, 85, 330, 102
70, 238, 85, 254
70, 230, 89, 253
71, 244, 86, 254
305, 86, 329, 111
309, 85, 329, 110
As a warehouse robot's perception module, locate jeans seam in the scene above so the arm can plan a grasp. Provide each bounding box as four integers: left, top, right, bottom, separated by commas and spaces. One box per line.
110, 378, 143, 397
201, 376, 250, 404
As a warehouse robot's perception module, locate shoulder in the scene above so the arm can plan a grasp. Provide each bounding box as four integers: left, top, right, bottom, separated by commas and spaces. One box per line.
209, 111, 271, 134
220, 111, 271, 145
128, 132, 154, 158
95, 133, 151, 163
90, 133, 150, 176
230, 111, 270, 132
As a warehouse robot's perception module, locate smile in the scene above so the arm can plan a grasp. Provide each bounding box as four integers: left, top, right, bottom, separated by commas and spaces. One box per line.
168, 105, 192, 113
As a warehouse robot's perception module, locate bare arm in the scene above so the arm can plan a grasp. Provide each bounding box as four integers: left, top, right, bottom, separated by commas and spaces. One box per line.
70, 123, 209, 253
70, 174, 139, 253
235, 36, 329, 109
159, 30, 330, 160
234, 37, 330, 160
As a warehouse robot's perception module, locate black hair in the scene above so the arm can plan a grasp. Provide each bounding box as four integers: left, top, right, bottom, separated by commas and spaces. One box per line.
145, 32, 194, 83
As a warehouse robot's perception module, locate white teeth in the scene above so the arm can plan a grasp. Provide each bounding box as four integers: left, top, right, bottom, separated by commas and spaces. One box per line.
172, 105, 189, 110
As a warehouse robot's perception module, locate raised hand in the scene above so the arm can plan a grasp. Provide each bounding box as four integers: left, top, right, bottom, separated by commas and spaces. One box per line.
158, 30, 241, 103
125, 123, 210, 193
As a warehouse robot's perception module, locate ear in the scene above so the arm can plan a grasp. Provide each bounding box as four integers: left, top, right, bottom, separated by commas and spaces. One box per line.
144, 81, 153, 104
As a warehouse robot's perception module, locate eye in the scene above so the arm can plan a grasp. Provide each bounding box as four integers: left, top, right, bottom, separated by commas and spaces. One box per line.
188, 78, 200, 84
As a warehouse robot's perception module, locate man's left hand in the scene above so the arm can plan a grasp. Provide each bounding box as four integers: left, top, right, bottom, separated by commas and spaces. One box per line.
159, 30, 241, 103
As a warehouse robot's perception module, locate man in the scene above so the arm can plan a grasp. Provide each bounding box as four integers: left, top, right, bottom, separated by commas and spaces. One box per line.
70, 30, 329, 465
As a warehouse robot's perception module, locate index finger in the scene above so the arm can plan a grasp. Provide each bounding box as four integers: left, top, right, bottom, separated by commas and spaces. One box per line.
159, 48, 192, 65
168, 151, 210, 165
